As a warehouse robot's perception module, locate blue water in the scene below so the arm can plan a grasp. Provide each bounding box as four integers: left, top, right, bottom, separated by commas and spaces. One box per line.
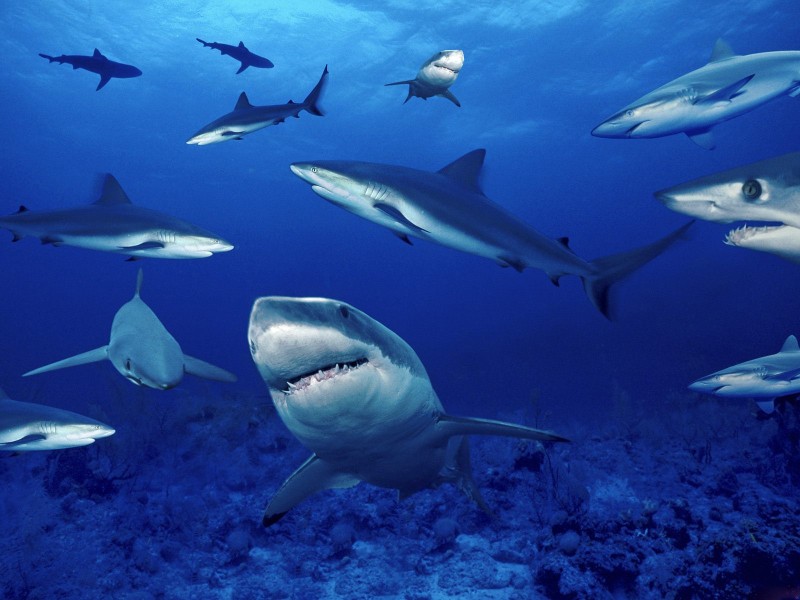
2, 1, 800, 598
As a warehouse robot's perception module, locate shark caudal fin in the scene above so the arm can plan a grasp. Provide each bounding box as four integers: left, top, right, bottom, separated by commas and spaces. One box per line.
301, 65, 328, 116
582, 221, 693, 319
23, 346, 109, 378
38, 53, 56, 63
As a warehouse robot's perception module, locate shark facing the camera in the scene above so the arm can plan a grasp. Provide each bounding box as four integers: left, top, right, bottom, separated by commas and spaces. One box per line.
656, 151, 800, 264
24, 270, 237, 390
187, 66, 328, 145
290, 149, 691, 319
0, 387, 115, 451
689, 335, 800, 414
39, 48, 142, 91
386, 50, 464, 107
0, 174, 233, 260
592, 40, 800, 149
196, 38, 274, 74
248, 296, 569, 526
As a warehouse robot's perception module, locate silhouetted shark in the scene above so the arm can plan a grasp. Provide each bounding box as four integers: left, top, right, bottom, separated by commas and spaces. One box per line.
196, 38, 274, 74
38, 48, 142, 91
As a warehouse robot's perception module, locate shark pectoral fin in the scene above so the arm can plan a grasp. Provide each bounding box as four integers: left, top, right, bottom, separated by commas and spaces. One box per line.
395, 233, 413, 245
119, 241, 165, 251
263, 455, 360, 527
498, 255, 525, 273
756, 399, 776, 414
1, 434, 47, 448
440, 89, 461, 107
767, 367, 800, 382
695, 74, 754, 105
444, 436, 494, 516
23, 346, 109, 377
40, 235, 63, 246
437, 414, 569, 443
235, 62, 249, 74
686, 128, 715, 150
373, 203, 429, 233
96, 74, 111, 91
183, 355, 237, 383
384, 79, 415, 87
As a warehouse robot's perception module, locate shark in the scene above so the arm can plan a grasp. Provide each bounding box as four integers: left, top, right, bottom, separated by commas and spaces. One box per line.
38, 48, 142, 91
689, 335, 800, 414
248, 296, 569, 526
196, 38, 274, 74
289, 149, 692, 318
24, 270, 237, 390
0, 387, 115, 451
0, 174, 233, 260
385, 49, 464, 106
592, 39, 800, 149
186, 65, 328, 145
655, 151, 800, 264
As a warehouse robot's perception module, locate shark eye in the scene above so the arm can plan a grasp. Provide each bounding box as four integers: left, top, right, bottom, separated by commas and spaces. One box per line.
339, 305, 350, 319
311, 167, 318, 173
625, 109, 634, 117
742, 179, 762, 200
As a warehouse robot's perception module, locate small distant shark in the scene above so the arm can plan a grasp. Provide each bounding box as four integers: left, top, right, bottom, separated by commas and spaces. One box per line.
24, 270, 237, 390
186, 66, 328, 145
38, 48, 142, 91
689, 335, 800, 414
248, 296, 569, 526
196, 38, 274, 74
290, 149, 691, 318
592, 39, 800, 149
0, 387, 114, 451
386, 49, 464, 106
0, 174, 233, 259
655, 151, 800, 263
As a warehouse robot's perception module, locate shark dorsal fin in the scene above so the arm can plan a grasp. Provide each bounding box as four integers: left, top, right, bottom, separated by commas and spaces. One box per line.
93, 48, 105, 59
709, 39, 736, 63
94, 175, 132, 206
437, 149, 486, 191
238, 41, 245, 48
235, 92, 252, 110
16, 205, 29, 214
781, 335, 799, 352
135, 268, 144, 297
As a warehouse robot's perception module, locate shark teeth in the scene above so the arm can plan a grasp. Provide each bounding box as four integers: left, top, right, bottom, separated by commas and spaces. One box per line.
724, 223, 780, 245
282, 358, 369, 394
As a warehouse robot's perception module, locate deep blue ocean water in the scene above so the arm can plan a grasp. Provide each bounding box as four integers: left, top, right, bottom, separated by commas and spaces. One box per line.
2, 2, 800, 598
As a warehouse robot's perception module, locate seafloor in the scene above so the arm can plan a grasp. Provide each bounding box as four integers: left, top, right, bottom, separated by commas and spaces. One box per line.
3, 385, 799, 599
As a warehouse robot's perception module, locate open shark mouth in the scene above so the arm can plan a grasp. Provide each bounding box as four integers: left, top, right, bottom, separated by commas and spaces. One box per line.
434, 65, 459, 75
724, 223, 782, 246
283, 357, 369, 394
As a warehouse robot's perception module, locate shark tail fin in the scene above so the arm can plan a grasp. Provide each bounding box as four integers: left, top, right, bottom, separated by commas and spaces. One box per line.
196, 38, 210, 47
183, 355, 237, 383
23, 346, 109, 378
582, 221, 693, 320
302, 65, 328, 117
38, 53, 56, 63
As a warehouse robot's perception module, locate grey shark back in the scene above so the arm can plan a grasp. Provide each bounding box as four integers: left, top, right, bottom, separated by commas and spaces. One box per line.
249, 296, 567, 526
289, 149, 691, 318
592, 39, 800, 148
386, 49, 464, 106
186, 65, 328, 145
39, 48, 141, 90
0, 174, 233, 259
0, 388, 114, 451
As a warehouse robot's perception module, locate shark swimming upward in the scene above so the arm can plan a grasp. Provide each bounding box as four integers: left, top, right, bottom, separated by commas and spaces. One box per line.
656, 151, 800, 264
24, 270, 237, 390
689, 335, 800, 414
385, 49, 465, 107
187, 66, 328, 145
248, 296, 569, 526
196, 38, 274, 73
0, 387, 114, 451
290, 149, 691, 318
592, 39, 800, 149
0, 174, 232, 259
39, 48, 142, 91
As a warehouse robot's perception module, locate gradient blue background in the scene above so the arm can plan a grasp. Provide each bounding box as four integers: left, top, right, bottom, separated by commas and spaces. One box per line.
1, 0, 799, 427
